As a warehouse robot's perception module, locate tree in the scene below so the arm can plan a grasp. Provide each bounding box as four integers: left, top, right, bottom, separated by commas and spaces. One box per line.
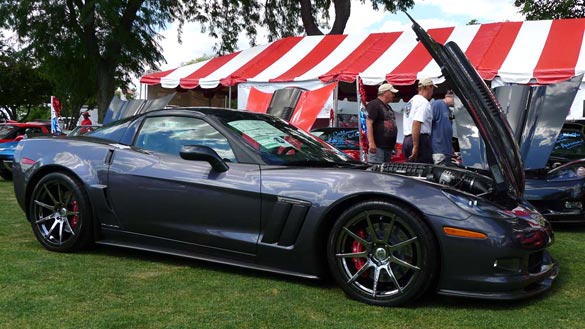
184, 0, 415, 54
184, 54, 214, 66
514, 0, 585, 19
0, 0, 414, 123
0, 43, 54, 121
0, 0, 185, 123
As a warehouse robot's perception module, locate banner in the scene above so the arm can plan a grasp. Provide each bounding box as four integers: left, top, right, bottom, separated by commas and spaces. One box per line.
50, 96, 62, 135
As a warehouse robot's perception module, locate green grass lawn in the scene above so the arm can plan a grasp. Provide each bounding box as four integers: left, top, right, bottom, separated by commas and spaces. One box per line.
1, 179, 585, 329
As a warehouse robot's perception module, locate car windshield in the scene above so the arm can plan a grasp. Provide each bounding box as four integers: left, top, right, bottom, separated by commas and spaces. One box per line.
220, 115, 357, 165
552, 127, 585, 158
312, 129, 359, 150
69, 125, 102, 137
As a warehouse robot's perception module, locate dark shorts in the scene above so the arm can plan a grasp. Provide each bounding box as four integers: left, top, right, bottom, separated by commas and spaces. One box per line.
402, 134, 433, 164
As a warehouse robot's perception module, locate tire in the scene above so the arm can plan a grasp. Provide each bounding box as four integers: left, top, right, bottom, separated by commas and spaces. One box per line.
0, 168, 11, 181
28, 172, 94, 252
327, 200, 438, 306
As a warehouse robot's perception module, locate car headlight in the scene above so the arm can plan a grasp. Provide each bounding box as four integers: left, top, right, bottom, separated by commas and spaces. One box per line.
442, 189, 516, 219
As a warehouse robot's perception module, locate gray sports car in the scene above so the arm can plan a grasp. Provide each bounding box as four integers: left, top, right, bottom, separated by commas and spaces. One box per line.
11, 17, 558, 306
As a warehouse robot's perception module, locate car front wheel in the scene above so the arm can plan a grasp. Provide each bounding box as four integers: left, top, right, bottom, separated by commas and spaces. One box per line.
327, 200, 438, 306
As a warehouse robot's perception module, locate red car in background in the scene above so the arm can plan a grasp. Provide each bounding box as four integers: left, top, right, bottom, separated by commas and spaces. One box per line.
311, 127, 405, 162
0, 122, 52, 143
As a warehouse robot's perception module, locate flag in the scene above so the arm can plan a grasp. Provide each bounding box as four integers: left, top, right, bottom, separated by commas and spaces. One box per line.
50, 96, 62, 135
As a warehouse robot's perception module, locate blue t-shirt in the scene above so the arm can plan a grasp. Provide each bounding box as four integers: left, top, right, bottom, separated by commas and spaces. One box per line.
430, 100, 453, 155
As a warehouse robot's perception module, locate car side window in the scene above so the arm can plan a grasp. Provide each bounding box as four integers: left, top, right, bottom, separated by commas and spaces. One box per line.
135, 116, 236, 162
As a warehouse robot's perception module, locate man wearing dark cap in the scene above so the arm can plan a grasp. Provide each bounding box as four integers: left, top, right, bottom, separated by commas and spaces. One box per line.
431, 90, 455, 165
366, 83, 398, 163
402, 77, 435, 163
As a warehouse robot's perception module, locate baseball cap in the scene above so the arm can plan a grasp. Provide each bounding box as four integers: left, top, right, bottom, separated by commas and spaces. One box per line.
82, 112, 90, 117
378, 83, 399, 93
418, 77, 437, 88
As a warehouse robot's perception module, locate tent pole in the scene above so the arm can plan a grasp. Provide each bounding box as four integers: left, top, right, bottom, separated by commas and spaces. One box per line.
228, 86, 232, 108
355, 78, 361, 111
333, 83, 339, 127
356, 76, 366, 163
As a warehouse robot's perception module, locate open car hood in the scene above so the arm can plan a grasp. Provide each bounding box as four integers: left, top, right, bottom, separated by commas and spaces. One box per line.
408, 14, 524, 198
455, 76, 581, 171
103, 93, 176, 125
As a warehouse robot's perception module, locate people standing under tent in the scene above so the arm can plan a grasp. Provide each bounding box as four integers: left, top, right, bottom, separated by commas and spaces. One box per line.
366, 83, 399, 164
402, 77, 436, 164
431, 90, 455, 165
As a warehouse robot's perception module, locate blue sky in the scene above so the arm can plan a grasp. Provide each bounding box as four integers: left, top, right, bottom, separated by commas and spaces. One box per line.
153, 0, 525, 72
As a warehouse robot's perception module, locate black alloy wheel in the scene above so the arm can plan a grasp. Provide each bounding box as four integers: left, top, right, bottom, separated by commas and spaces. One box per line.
29, 172, 93, 252
327, 200, 438, 306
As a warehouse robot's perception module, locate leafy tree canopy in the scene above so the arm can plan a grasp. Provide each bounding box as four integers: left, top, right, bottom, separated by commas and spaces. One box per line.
0, 0, 414, 121
184, 0, 415, 54
514, 0, 585, 19
0, 40, 53, 121
0, 0, 185, 122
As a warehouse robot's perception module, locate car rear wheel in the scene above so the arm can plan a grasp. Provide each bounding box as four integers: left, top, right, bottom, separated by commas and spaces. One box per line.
327, 200, 437, 306
29, 172, 93, 252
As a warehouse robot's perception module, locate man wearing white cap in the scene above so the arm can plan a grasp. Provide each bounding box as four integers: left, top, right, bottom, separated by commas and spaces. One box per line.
402, 77, 436, 164
366, 83, 398, 163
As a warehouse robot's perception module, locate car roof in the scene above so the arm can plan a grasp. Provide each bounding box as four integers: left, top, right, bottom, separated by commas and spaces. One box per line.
0, 121, 50, 127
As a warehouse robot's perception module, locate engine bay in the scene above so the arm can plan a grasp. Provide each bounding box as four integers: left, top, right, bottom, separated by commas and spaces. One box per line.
372, 163, 494, 196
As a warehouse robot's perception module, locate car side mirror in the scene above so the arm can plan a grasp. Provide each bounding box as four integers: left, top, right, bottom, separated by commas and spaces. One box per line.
180, 145, 229, 172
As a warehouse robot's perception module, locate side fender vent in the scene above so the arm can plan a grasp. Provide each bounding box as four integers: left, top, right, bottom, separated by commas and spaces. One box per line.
261, 197, 311, 246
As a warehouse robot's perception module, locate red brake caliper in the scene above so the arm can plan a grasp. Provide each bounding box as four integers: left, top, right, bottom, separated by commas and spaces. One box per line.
351, 229, 366, 273
71, 201, 79, 228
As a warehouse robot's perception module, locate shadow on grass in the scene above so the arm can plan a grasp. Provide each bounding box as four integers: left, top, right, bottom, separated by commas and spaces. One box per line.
550, 222, 585, 232
77, 243, 561, 310
81, 244, 334, 289
415, 287, 558, 310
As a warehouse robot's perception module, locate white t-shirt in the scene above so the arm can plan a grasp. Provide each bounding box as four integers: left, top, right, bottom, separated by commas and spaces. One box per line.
402, 94, 432, 135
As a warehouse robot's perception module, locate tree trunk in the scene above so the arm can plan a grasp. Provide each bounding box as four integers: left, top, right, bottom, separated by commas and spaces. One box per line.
300, 0, 352, 35
96, 61, 116, 124
299, 0, 323, 35
330, 0, 351, 35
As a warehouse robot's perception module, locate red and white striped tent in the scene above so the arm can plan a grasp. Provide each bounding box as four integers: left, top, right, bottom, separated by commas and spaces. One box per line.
141, 18, 585, 89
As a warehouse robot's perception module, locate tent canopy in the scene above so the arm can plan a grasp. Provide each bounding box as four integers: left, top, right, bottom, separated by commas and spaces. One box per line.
141, 18, 585, 89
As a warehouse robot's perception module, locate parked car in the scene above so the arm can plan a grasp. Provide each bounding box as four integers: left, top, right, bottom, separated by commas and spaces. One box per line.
0, 122, 51, 143
0, 141, 17, 180
525, 121, 585, 223
452, 73, 585, 224
311, 127, 405, 162
0, 124, 103, 181
550, 122, 585, 163
310, 127, 361, 161
11, 18, 557, 307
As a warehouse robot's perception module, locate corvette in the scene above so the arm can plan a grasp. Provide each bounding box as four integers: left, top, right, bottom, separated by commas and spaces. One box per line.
11, 17, 558, 306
